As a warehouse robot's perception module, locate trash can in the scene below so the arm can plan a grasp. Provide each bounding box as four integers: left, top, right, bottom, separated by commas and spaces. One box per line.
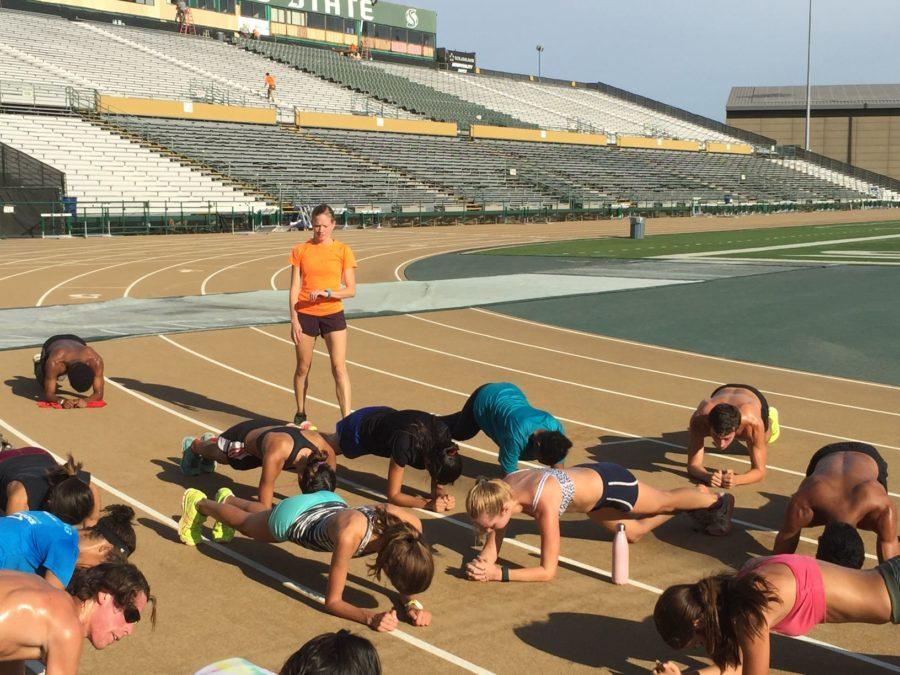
217, 31, 225, 42
629, 215, 645, 239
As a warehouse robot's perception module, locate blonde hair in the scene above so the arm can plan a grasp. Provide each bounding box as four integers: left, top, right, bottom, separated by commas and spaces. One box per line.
466, 477, 513, 519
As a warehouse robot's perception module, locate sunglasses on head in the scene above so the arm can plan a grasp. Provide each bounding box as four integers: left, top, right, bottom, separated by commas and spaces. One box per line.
122, 604, 141, 624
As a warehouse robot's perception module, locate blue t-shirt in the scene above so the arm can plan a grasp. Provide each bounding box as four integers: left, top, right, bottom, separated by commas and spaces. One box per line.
473, 382, 565, 474
0, 511, 80, 586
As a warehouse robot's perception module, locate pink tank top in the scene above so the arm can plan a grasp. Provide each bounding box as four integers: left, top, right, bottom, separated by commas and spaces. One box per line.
741, 554, 826, 636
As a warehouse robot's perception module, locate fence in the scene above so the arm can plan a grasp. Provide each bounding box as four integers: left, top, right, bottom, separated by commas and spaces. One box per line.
0, 199, 275, 237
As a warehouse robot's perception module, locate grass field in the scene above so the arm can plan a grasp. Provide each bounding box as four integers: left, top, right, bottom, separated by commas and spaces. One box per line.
478, 220, 900, 263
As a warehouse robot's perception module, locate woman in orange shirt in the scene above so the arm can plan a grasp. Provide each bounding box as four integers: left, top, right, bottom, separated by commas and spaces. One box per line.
289, 204, 356, 424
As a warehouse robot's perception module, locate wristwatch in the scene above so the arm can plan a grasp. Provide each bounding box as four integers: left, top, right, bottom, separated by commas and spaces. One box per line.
405, 599, 424, 612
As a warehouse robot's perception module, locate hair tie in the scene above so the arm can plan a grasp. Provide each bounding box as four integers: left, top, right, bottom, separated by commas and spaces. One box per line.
446, 446, 458, 457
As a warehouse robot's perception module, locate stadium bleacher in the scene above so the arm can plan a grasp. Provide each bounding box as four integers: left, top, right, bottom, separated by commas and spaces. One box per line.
0, 5, 894, 229
104, 116, 467, 211
102, 115, 871, 210
237, 37, 528, 130
0, 113, 270, 214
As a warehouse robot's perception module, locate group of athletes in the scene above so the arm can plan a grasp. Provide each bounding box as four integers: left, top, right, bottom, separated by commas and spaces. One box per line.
0, 204, 897, 674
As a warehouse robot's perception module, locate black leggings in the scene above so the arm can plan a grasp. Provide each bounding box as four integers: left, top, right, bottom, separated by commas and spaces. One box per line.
437, 384, 488, 441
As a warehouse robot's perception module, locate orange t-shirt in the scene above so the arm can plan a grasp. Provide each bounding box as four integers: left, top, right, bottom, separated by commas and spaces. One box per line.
264, 75, 275, 88
289, 240, 357, 316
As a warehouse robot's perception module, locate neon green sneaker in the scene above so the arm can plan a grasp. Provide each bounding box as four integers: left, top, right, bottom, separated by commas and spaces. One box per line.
211, 487, 235, 543
178, 488, 208, 546
768, 407, 780, 444
199, 432, 218, 473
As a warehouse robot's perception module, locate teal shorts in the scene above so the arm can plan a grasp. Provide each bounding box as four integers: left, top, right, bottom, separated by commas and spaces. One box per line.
268, 491, 345, 542
876, 556, 900, 624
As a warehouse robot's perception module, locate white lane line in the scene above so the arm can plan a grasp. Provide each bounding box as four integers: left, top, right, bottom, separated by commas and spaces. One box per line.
347, 325, 900, 452
115, 345, 893, 671
403, 315, 900, 418
170, 329, 892, 550
667, 232, 900, 258
270, 265, 289, 291
35, 259, 143, 307
389, 247, 900, 394
201, 252, 291, 296
123, 243, 295, 297
14, 392, 491, 675
250, 326, 900, 501
470, 308, 900, 392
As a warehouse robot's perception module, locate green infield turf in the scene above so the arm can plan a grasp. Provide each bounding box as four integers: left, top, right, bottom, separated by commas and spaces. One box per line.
477, 220, 900, 261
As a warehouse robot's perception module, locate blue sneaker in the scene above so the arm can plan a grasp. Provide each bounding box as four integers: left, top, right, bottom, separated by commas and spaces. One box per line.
199, 432, 217, 473
180, 436, 202, 476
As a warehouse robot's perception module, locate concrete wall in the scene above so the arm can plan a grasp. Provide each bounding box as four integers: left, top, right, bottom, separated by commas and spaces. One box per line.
728, 112, 900, 180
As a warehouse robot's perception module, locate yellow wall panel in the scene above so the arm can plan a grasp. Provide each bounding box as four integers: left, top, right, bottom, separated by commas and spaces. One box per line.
470, 125, 606, 146
296, 111, 457, 137
97, 95, 276, 125
706, 142, 753, 155
617, 136, 701, 151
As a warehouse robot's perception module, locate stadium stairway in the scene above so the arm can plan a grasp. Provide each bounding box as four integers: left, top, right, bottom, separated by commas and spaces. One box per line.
0, 112, 271, 214
89, 112, 278, 209
0, 41, 98, 94
236, 37, 528, 130
288, 126, 469, 210
78, 22, 256, 106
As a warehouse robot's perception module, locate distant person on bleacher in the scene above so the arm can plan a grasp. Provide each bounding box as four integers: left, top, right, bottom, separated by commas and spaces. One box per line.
288, 204, 357, 425
175, 0, 187, 25
264, 72, 276, 102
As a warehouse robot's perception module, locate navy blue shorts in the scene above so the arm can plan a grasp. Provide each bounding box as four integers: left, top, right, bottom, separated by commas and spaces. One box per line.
582, 462, 639, 513
335, 406, 390, 459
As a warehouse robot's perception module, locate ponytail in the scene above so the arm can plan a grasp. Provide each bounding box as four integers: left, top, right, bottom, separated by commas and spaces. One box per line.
43, 454, 94, 525
654, 570, 780, 670
299, 448, 336, 494
368, 509, 434, 596
85, 504, 137, 560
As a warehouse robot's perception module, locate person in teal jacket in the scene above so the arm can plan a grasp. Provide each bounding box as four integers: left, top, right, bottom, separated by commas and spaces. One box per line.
438, 382, 571, 475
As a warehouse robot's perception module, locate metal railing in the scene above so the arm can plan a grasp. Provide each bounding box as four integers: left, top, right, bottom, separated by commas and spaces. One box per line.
776, 145, 900, 194
0, 141, 65, 193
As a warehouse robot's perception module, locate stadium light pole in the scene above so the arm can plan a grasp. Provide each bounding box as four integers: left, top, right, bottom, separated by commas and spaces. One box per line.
536, 44, 544, 79
804, 0, 813, 151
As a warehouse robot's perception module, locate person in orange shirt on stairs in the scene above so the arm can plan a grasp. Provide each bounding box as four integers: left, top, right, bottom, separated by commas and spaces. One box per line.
288, 203, 357, 425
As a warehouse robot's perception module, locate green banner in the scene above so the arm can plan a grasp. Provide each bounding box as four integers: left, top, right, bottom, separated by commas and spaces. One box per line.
374, 2, 436, 33
263, 0, 436, 33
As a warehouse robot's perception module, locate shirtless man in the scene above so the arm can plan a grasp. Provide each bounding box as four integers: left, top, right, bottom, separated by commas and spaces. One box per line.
774, 441, 897, 567
0, 562, 153, 674
33, 334, 104, 408
686, 383, 779, 488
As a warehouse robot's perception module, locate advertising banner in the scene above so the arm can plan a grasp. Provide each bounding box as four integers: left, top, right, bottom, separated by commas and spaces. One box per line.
265, 0, 436, 33
440, 48, 476, 73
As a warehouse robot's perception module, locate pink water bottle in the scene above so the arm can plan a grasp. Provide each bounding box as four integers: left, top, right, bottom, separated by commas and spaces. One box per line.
612, 523, 629, 585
